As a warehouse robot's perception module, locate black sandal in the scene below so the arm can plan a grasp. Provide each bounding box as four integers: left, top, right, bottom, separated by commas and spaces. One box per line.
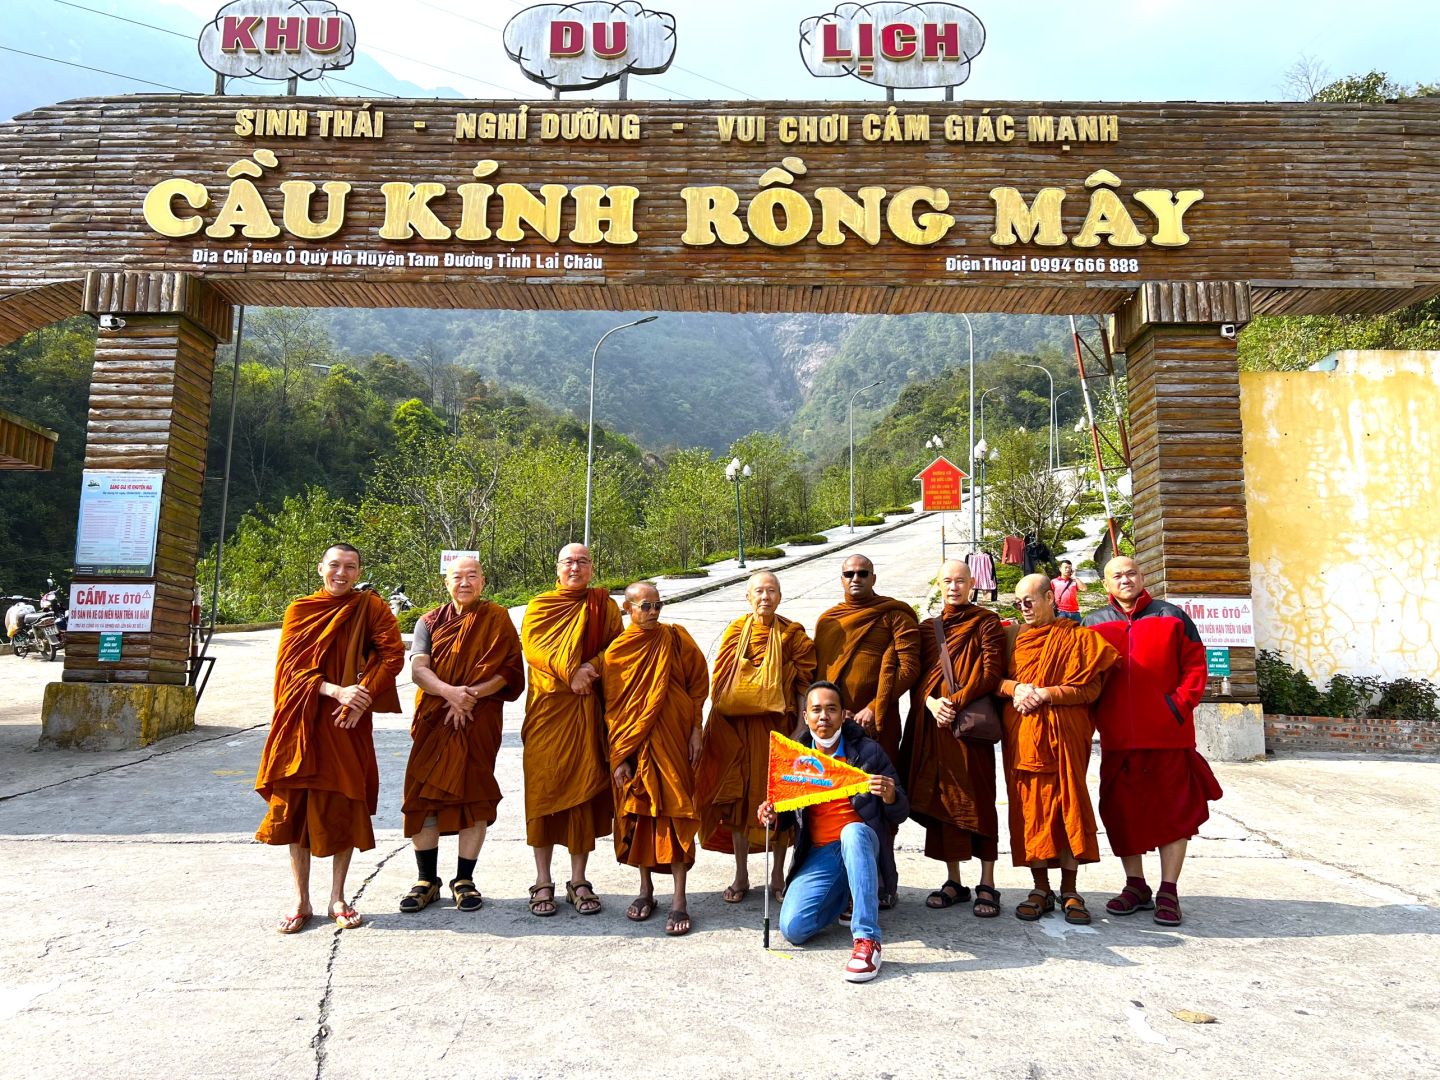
926, 879, 972, 909
399, 880, 439, 914
972, 883, 1002, 919
450, 878, 483, 913
1015, 889, 1056, 921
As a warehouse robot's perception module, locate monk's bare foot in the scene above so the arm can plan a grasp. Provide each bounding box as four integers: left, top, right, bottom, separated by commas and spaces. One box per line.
627, 894, 656, 922
722, 881, 749, 903
770, 877, 786, 903
276, 909, 313, 934
665, 908, 692, 936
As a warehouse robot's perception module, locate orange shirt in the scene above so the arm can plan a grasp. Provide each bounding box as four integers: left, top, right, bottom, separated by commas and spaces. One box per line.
809, 753, 863, 846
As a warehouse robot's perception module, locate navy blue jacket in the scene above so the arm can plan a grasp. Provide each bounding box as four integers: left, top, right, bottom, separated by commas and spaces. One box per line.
778, 719, 909, 897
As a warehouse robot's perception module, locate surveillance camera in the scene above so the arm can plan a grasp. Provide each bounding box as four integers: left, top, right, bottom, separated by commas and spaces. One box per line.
97, 314, 127, 331
1219, 323, 1237, 340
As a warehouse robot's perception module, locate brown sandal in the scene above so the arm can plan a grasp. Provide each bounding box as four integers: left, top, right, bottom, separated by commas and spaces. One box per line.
528, 882, 557, 917
1061, 891, 1092, 925
565, 879, 602, 915
1015, 889, 1056, 921
1154, 889, 1183, 926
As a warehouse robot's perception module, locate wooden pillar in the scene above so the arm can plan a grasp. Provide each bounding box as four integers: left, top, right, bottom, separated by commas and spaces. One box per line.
1114, 282, 1264, 759
41, 272, 232, 748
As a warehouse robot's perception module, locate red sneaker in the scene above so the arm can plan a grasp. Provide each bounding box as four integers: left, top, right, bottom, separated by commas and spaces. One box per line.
844, 937, 882, 983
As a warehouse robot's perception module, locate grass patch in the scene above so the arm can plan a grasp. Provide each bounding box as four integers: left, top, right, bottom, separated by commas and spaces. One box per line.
660, 568, 709, 579
781, 533, 828, 545
879, 506, 915, 516
852, 514, 885, 527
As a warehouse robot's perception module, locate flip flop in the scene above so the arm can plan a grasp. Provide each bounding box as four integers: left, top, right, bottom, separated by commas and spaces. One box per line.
627, 895, 657, 922
665, 909, 692, 936
330, 902, 363, 930
276, 912, 312, 934
722, 884, 749, 904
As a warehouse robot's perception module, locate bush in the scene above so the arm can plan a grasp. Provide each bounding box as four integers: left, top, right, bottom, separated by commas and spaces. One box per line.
1258, 650, 1440, 721
1056, 524, 1087, 543
995, 563, 1022, 593
396, 605, 424, 633
1077, 558, 1097, 572
660, 568, 709, 579
747, 546, 785, 560
879, 506, 914, 516
782, 534, 828, 545
853, 514, 884, 527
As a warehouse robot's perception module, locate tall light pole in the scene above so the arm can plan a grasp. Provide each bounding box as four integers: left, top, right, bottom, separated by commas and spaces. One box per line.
959, 314, 976, 551
978, 386, 1002, 447
725, 457, 752, 567
848, 379, 880, 531
1053, 389, 1076, 470
973, 438, 988, 548
583, 314, 658, 546
1021, 362, 1056, 472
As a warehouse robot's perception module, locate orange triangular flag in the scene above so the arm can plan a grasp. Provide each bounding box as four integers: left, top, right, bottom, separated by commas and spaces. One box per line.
766, 731, 871, 812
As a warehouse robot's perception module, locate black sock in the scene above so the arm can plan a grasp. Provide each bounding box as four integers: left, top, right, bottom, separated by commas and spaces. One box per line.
456, 856, 477, 883
415, 846, 439, 885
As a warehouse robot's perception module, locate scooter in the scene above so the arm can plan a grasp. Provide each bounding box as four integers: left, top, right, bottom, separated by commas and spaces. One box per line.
4, 578, 65, 661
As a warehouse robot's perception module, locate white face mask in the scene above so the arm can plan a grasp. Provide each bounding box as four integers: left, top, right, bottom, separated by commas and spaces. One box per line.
812, 727, 842, 751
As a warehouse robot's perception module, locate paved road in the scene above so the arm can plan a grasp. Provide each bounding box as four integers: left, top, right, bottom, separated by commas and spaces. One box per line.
1, 510, 1437, 1079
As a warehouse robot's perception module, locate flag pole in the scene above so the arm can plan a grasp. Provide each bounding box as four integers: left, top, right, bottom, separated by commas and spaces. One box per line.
763, 819, 772, 950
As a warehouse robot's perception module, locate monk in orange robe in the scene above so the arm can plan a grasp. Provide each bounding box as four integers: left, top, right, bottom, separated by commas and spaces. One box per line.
814, 554, 921, 766
255, 543, 404, 933
900, 559, 1008, 918
519, 543, 623, 917
398, 556, 524, 916
599, 581, 708, 936
998, 572, 1119, 927
695, 570, 816, 904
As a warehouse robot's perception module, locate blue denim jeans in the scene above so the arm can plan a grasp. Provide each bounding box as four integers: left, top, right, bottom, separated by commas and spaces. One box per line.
779, 821, 881, 944
1059, 611, 1082, 623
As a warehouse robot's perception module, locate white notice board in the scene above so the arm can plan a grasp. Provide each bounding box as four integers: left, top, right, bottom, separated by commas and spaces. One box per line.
73, 470, 164, 577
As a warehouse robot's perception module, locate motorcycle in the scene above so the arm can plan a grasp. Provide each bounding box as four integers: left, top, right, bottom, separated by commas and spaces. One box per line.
388, 584, 412, 619
3, 575, 67, 661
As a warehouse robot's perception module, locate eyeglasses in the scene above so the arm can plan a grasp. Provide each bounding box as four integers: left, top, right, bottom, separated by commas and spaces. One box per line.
1015, 597, 1042, 609
558, 558, 592, 567
841, 570, 871, 579
634, 600, 664, 613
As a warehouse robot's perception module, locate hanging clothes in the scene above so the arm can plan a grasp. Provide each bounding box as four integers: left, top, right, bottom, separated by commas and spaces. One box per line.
1001, 535, 1025, 566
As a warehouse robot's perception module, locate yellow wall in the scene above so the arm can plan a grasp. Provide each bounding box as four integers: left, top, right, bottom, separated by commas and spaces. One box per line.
1241, 351, 1440, 682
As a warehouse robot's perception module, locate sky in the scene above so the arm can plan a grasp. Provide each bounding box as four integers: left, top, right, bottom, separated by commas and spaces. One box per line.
1, 0, 1435, 116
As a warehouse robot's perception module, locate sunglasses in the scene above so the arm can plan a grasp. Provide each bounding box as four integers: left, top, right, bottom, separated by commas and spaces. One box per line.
1015, 597, 1042, 609
841, 569, 871, 579
635, 600, 664, 613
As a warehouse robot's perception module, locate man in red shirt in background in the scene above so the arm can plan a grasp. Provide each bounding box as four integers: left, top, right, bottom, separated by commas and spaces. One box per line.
1083, 557, 1220, 927
1051, 560, 1083, 623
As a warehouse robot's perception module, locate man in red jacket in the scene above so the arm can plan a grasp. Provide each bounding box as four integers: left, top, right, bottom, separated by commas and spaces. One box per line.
1082, 557, 1221, 927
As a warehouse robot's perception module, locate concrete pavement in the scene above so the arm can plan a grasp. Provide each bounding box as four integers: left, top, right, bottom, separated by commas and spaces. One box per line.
1, 510, 1437, 1079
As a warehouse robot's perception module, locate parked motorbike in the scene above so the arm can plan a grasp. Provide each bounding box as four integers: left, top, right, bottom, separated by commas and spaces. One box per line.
3, 575, 67, 661
388, 584, 412, 618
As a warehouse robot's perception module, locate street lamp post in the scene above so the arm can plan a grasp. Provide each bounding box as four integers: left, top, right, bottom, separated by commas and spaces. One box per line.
583, 314, 658, 546
848, 380, 880, 531
1053, 389, 1076, 469
725, 457, 752, 568
973, 438, 988, 548
1021, 362, 1056, 472
978, 386, 1002, 448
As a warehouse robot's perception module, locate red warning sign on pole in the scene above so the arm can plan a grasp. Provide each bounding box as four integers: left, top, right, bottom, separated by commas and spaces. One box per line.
914, 456, 966, 512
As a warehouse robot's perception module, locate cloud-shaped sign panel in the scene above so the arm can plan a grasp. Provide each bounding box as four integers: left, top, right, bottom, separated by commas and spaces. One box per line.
198, 0, 357, 82
800, 2, 984, 90
504, 2, 677, 92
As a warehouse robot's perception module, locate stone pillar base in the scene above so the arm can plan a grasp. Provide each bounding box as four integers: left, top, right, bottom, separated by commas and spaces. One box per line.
40, 682, 196, 750
1195, 702, 1265, 762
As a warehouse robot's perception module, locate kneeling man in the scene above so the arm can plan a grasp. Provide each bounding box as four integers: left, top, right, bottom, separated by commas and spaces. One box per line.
759, 681, 908, 983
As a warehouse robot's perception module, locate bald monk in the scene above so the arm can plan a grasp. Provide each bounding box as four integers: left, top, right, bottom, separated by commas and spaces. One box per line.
814, 555, 921, 766
997, 573, 1119, 926
1084, 557, 1221, 927
398, 556, 524, 915
256, 543, 405, 933
900, 559, 1008, 918
696, 570, 817, 904
520, 543, 623, 917
599, 581, 708, 936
